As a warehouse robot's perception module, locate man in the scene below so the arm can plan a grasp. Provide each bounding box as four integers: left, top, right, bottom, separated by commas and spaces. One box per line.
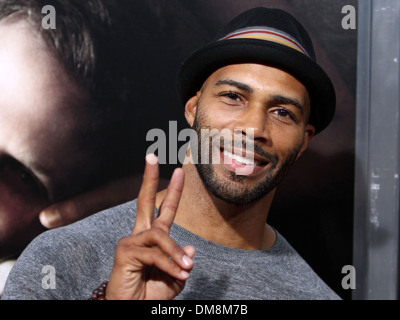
0, 0, 155, 294
3, 7, 340, 300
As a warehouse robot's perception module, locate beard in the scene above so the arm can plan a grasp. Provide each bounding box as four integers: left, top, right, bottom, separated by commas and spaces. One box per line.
191, 107, 303, 205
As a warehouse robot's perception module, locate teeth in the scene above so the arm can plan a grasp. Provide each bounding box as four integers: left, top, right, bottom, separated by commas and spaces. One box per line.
223, 150, 256, 165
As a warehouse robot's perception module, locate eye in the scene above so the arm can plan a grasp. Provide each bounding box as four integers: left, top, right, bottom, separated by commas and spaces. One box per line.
3, 158, 48, 199
19, 168, 37, 186
219, 91, 244, 104
275, 109, 290, 117
273, 108, 295, 120
226, 92, 240, 100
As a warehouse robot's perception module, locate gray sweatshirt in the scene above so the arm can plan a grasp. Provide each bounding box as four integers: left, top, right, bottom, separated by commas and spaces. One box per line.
2, 200, 340, 300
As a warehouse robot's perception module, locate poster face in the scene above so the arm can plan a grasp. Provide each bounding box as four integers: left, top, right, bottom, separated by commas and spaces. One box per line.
0, 0, 357, 299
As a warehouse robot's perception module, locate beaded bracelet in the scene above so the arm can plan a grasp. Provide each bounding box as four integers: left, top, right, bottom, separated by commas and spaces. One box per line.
89, 281, 108, 300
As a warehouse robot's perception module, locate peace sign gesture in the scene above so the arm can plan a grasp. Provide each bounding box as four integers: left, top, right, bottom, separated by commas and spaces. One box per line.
106, 154, 195, 300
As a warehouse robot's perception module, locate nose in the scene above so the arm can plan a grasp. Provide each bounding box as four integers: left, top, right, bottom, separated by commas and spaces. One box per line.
235, 105, 270, 144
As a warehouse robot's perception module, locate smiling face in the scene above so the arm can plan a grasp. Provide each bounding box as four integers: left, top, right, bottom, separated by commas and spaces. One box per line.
0, 19, 104, 260
185, 63, 315, 205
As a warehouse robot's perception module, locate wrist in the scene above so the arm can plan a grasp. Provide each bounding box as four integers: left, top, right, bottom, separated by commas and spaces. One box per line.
89, 281, 108, 300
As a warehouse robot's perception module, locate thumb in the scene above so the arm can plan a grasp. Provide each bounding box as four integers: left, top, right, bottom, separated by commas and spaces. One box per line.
39, 175, 144, 229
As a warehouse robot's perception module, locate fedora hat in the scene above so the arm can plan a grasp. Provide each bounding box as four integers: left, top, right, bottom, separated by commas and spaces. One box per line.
177, 7, 336, 134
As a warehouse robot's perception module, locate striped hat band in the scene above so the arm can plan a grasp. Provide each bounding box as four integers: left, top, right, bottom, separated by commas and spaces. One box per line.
219, 26, 310, 57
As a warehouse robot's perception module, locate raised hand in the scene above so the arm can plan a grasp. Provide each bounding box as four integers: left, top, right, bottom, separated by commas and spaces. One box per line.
105, 154, 195, 300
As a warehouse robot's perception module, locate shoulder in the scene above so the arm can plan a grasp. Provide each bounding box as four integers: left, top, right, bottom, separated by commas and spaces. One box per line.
271, 231, 341, 300
2, 199, 138, 300
26, 198, 138, 261
67, 198, 138, 241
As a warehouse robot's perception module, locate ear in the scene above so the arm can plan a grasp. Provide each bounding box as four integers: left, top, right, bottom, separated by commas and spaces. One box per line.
296, 124, 315, 159
184, 92, 200, 127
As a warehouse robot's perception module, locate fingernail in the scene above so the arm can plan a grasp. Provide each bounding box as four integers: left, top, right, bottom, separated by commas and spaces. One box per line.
146, 153, 158, 165
39, 211, 60, 229
182, 255, 193, 267
180, 270, 190, 279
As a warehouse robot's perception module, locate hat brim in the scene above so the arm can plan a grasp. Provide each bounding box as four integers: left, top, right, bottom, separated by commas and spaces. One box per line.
178, 39, 336, 134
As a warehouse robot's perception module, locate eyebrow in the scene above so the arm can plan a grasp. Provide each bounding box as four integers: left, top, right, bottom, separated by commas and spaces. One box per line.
215, 79, 254, 93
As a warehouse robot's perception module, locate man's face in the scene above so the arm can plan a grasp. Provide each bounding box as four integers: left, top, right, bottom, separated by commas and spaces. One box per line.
187, 63, 315, 205
0, 19, 98, 260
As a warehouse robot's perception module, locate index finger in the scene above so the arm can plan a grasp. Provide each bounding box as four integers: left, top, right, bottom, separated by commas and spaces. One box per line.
132, 153, 159, 235
152, 167, 184, 234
